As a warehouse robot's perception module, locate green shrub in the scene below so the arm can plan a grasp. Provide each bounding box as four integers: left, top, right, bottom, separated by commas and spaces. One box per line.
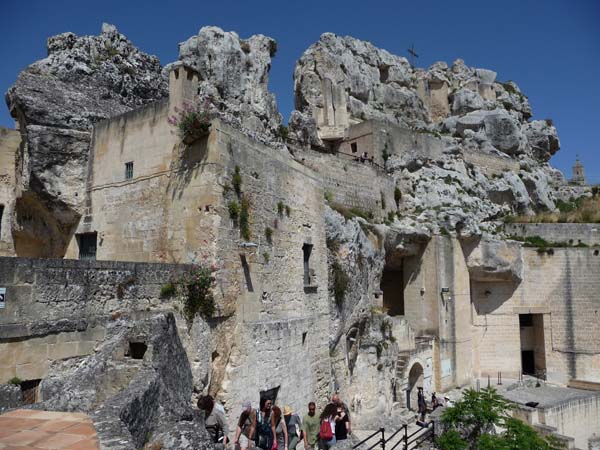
240, 196, 251, 241
8, 376, 22, 385
324, 191, 334, 202
232, 166, 242, 197
278, 125, 289, 141
332, 260, 349, 307
265, 226, 273, 244
160, 282, 176, 299
228, 201, 240, 220
179, 265, 215, 326
263, 252, 270, 263
277, 201, 284, 216
168, 103, 211, 144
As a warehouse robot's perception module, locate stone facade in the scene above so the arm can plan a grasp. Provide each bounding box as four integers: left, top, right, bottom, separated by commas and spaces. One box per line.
505, 222, 600, 246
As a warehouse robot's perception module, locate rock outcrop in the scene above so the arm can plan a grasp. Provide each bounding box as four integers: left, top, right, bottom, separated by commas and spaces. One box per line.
291, 33, 580, 236
38, 313, 210, 450
5, 23, 168, 257
177, 26, 282, 138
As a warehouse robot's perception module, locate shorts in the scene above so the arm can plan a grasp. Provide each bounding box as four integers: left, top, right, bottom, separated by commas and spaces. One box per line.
239, 435, 254, 449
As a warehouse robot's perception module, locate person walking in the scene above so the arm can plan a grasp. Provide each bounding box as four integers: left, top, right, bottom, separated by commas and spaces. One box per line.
283, 406, 301, 450
198, 395, 229, 449
235, 400, 257, 450
319, 404, 337, 450
271, 406, 288, 450
331, 394, 351, 437
256, 398, 273, 450
302, 402, 320, 450
417, 387, 427, 422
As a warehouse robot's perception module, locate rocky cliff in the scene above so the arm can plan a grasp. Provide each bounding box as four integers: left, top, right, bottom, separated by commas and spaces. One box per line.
290, 32, 580, 236
5, 23, 168, 256
176, 26, 282, 139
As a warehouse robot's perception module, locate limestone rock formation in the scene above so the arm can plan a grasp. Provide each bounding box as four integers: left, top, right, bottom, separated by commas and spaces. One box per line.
177, 26, 282, 138
38, 313, 210, 450
461, 236, 523, 282
5, 23, 168, 257
292, 32, 428, 136
291, 33, 586, 236
6, 22, 167, 130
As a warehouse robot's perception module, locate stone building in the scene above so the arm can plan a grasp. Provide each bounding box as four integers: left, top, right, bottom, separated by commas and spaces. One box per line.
1, 24, 599, 448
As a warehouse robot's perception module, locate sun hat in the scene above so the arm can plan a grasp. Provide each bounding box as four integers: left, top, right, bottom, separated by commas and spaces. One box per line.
283, 405, 293, 415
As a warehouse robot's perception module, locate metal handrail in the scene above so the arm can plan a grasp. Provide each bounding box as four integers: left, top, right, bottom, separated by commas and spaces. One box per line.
353, 428, 384, 449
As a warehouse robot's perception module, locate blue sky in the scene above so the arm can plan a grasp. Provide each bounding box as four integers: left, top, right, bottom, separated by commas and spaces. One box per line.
1, 0, 599, 181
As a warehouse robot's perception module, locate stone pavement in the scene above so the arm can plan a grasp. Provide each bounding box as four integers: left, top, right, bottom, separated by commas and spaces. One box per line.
0, 409, 98, 450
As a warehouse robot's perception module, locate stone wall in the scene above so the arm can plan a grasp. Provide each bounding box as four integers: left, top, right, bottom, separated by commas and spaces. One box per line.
505, 223, 600, 246
297, 147, 394, 220
68, 102, 334, 421
471, 248, 600, 384
211, 121, 332, 414
462, 149, 520, 176
0, 257, 190, 383
540, 394, 600, 449
0, 127, 20, 257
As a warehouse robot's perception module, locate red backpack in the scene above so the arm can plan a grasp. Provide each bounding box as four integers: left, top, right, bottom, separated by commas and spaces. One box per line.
319, 420, 333, 440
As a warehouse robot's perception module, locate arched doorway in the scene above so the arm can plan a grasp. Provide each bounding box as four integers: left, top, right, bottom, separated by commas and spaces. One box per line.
407, 362, 424, 410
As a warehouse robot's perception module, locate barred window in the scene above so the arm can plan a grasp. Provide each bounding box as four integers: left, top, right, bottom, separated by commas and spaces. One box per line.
125, 161, 134, 180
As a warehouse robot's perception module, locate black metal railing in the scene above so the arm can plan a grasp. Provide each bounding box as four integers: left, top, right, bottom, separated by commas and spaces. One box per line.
352, 422, 435, 450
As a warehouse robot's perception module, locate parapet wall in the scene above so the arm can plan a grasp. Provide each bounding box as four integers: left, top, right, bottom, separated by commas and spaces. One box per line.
505, 223, 600, 246
462, 149, 520, 176
297, 147, 395, 220
0, 257, 189, 382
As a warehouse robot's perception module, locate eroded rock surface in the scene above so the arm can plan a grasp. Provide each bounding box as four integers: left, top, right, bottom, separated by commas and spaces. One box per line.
38, 313, 210, 450
177, 26, 282, 138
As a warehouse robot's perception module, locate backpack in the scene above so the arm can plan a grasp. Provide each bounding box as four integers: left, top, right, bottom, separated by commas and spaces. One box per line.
319, 420, 333, 441
256, 410, 273, 450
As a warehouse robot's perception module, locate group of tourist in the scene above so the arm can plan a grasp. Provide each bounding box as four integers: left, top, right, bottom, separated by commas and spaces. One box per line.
197, 394, 352, 450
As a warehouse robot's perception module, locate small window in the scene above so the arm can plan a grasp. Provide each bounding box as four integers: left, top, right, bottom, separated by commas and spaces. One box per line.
303, 243, 313, 286
351, 142, 358, 153
78, 232, 97, 260
0, 204, 4, 236
125, 162, 134, 180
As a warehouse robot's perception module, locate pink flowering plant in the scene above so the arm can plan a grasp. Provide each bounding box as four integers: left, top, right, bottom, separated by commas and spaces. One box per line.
168, 101, 211, 144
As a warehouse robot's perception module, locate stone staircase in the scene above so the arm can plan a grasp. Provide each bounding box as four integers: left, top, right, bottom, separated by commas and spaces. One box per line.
395, 351, 410, 380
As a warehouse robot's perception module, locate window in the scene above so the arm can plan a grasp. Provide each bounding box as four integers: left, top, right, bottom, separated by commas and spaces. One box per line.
351, 142, 358, 153
303, 243, 313, 286
0, 204, 4, 236
78, 232, 97, 260
125, 161, 134, 180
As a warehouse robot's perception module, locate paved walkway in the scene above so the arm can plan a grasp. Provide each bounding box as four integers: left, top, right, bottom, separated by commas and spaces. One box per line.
0, 409, 99, 450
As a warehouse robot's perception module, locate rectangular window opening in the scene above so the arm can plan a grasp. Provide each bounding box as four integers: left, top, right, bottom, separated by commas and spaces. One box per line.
125, 161, 134, 180
350, 142, 358, 153
20, 379, 41, 405
303, 243, 313, 286
0, 204, 4, 236
78, 232, 97, 260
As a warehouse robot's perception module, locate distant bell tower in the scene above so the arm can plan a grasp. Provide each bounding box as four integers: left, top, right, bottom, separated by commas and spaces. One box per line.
571, 157, 587, 186
168, 61, 200, 116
